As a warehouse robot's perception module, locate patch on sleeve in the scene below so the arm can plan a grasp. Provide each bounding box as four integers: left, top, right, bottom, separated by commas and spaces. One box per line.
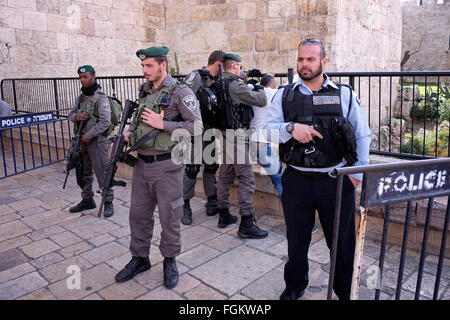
185, 73, 196, 86
182, 95, 197, 112
99, 97, 110, 111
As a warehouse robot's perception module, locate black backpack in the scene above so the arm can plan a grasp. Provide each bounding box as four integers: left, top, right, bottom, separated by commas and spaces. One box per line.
209, 78, 254, 130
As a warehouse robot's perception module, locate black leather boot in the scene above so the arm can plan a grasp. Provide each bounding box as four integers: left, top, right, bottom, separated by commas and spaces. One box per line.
237, 214, 268, 239
279, 287, 305, 300
115, 256, 151, 283
181, 199, 192, 225
217, 207, 238, 228
69, 198, 96, 213
205, 195, 218, 216
103, 202, 114, 218
163, 257, 179, 289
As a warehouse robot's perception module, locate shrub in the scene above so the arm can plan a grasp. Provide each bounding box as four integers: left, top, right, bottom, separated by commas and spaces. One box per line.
400, 136, 429, 155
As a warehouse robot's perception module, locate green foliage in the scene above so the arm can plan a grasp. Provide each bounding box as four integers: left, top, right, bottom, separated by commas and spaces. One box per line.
400, 122, 449, 157
401, 136, 429, 155
410, 83, 450, 123
424, 122, 449, 157
438, 99, 450, 123
169, 52, 180, 76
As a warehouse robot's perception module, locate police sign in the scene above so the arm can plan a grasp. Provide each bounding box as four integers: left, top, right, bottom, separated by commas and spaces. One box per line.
360, 159, 450, 208
0, 112, 54, 130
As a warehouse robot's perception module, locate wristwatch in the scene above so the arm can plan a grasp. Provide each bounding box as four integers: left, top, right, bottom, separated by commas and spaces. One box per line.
286, 122, 294, 134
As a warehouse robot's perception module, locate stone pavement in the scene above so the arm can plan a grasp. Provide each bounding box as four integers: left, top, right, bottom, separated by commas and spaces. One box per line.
0, 162, 449, 300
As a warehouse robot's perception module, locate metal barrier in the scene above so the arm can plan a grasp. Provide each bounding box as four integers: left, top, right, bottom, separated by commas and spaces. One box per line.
1, 71, 449, 159
0, 110, 71, 179
0, 73, 292, 119
328, 158, 450, 300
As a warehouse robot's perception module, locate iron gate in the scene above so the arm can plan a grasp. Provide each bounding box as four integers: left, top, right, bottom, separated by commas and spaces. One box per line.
0, 110, 71, 179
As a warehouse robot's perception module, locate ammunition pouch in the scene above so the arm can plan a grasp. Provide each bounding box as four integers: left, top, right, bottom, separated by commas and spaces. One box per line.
331, 117, 358, 166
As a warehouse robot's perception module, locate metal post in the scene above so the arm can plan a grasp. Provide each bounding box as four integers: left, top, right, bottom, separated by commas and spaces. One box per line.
12, 80, 18, 114
111, 78, 116, 98
288, 68, 294, 84
327, 174, 344, 300
433, 195, 450, 300
53, 79, 60, 119
350, 206, 368, 300
395, 200, 413, 300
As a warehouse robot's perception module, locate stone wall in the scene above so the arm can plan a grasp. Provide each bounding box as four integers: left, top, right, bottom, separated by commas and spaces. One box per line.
0, 0, 403, 84
0, 0, 165, 82
401, 0, 450, 72
164, 0, 402, 75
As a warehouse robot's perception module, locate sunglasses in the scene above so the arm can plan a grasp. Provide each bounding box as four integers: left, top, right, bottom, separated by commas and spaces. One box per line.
299, 38, 325, 47
298, 38, 326, 57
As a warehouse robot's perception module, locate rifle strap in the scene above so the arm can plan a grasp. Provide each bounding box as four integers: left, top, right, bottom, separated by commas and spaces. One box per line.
125, 129, 162, 155
123, 114, 183, 155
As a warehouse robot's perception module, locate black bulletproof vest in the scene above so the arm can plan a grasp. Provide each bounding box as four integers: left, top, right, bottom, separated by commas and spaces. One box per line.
279, 83, 346, 168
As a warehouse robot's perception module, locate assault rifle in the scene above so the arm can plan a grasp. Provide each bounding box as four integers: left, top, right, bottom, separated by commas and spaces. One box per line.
97, 99, 139, 217
98, 94, 175, 217
217, 64, 234, 129
63, 119, 87, 189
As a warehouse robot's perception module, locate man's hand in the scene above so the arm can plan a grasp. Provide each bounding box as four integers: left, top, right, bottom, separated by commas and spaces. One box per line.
124, 130, 132, 143
142, 109, 164, 130
348, 176, 360, 189
75, 113, 88, 121
81, 135, 90, 146
291, 123, 323, 144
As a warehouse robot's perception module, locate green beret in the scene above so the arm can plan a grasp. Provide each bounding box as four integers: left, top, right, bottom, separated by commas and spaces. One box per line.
136, 46, 169, 60
77, 65, 95, 74
223, 53, 242, 62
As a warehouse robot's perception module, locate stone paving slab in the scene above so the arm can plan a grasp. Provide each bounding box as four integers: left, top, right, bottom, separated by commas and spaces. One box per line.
0, 235, 32, 254
47, 264, 117, 300
98, 280, 147, 300
0, 248, 29, 271
0, 163, 448, 300
190, 246, 283, 297
0, 263, 35, 284
0, 272, 48, 300
20, 239, 61, 259
0, 220, 32, 242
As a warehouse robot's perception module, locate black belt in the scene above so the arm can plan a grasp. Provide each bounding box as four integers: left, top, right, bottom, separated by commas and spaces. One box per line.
287, 165, 330, 180
138, 153, 171, 163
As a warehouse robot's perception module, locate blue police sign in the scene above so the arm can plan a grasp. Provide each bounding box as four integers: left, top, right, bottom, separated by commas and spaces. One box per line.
0, 112, 54, 130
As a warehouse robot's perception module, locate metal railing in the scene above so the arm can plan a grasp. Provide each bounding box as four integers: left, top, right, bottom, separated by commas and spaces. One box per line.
2, 71, 449, 159
328, 158, 450, 300
0, 110, 71, 179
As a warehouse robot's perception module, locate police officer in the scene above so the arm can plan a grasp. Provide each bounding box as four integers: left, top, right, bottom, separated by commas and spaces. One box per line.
68, 65, 114, 217
265, 39, 371, 300
114, 46, 203, 289
182, 50, 225, 225
215, 53, 269, 239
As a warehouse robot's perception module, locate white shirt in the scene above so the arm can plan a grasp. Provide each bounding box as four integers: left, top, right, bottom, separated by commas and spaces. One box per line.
250, 87, 277, 143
